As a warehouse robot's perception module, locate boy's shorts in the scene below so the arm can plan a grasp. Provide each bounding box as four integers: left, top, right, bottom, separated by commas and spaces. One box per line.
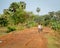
38, 28, 42, 32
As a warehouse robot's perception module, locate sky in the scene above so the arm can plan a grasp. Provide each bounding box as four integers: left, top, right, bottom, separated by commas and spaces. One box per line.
0, 0, 60, 15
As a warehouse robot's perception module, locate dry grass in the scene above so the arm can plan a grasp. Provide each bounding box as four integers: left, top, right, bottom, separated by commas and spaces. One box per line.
0, 27, 8, 36
46, 31, 60, 48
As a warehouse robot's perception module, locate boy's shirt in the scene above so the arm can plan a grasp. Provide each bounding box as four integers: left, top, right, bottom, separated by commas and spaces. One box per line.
38, 25, 42, 29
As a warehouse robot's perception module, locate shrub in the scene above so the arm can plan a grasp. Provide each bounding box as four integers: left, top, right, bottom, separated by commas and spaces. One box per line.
26, 21, 36, 28
16, 25, 25, 30
0, 17, 8, 27
51, 21, 60, 31
7, 26, 16, 33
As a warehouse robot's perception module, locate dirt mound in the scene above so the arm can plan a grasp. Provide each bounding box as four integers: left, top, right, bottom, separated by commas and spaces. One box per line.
0, 27, 53, 48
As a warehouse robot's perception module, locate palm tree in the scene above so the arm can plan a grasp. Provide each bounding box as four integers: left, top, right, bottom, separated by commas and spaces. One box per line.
36, 7, 40, 15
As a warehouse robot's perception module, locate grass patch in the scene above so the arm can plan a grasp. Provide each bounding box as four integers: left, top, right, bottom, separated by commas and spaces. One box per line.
46, 34, 59, 48
0, 27, 8, 36
16, 25, 25, 30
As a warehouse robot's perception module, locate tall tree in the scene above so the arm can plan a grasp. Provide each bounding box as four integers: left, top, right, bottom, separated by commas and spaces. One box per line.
0, 16, 8, 26
9, 2, 19, 12
48, 11, 54, 17
55, 11, 60, 21
19, 1, 26, 9
55, 11, 60, 17
36, 7, 40, 15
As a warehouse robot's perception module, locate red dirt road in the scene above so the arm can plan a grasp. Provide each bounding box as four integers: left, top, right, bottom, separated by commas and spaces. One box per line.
0, 27, 53, 48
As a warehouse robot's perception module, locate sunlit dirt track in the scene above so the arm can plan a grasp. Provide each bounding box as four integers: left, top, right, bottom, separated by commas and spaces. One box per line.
0, 27, 53, 48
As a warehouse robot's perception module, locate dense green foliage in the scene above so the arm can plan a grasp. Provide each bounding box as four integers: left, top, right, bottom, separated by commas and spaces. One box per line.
0, 1, 60, 32
0, 16, 8, 26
